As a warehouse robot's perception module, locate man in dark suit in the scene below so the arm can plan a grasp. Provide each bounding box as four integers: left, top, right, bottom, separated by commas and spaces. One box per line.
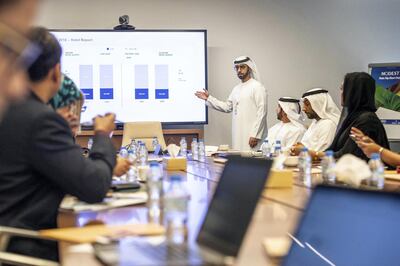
0, 27, 116, 261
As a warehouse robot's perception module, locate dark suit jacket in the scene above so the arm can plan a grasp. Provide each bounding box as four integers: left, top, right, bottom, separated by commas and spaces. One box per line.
0, 93, 116, 261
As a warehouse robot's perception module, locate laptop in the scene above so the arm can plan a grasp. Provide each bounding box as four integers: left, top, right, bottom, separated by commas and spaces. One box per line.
283, 185, 400, 266
94, 156, 273, 265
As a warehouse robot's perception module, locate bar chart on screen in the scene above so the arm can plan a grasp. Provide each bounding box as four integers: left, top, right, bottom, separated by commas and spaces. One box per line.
53, 30, 207, 124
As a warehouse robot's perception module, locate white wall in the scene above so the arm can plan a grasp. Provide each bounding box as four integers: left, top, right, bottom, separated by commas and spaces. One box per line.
36, 0, 400, 145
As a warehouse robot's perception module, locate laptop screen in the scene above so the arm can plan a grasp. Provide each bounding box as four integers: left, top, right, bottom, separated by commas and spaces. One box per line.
284, 186, 400, 266
196, 156, 272, 257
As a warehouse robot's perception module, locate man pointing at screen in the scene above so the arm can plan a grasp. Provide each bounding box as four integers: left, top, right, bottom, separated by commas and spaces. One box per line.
195, 56, 267, 151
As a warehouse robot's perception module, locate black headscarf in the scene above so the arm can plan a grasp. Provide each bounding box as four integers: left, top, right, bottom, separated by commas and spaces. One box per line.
334, 72, 376, 137
328, 72, 389, 160
343, 72, 376, 113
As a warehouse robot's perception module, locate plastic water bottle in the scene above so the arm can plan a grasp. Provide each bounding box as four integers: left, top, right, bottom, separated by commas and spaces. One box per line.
164, 175, 189, 244
191, 138, 199, 161
261, 140, 271, 158
87, 138, 93, 150
138, 142, 148, 165
274, 140, 282, 156
119, 147, 128, 159
368, 153, 384, 189
198, 139, 206, 163
129, 139, 137, 152
125, 149, 138, 182
298, 148, 311, 187
152, 137, 159, 151
179, 137, 187, 157
321, 150, 336, 184
147, 162, 163, 224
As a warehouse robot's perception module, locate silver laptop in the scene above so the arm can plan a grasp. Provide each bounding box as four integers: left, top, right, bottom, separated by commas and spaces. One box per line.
94, 156, 273, 265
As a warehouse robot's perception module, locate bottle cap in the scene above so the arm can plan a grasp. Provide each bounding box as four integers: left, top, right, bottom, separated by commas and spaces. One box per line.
325, 150, 333, 156
170, 175, 182, 181
371, 153, 380, 160
149, 162, 159, 167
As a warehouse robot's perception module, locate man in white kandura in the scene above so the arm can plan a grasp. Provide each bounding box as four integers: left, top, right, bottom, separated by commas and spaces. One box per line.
195, 56, 267, 151
266, 97, 306, 152
291, 88, 341, 155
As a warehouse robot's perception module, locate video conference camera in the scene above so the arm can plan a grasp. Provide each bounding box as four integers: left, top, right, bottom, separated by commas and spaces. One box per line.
113, 15, 135, 30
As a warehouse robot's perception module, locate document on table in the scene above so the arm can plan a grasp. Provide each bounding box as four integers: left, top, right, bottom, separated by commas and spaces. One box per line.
60, 192, 148, 212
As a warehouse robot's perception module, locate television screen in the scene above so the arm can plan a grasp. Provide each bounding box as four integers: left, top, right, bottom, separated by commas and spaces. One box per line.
51, 30, 208, 125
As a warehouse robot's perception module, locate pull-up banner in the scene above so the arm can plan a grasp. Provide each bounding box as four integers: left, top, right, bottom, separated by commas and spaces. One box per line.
369, 63, 400, 139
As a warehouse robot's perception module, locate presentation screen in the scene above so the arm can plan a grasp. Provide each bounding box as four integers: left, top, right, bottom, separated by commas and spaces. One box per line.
51, 30, 208, 125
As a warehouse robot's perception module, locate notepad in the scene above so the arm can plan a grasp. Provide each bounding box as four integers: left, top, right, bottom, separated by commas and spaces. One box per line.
60, 192, 148, 212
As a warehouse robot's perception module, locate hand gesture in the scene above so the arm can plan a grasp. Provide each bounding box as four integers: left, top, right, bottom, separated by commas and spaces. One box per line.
194, 88, 209, 100
290, 143, 305, 156
249, 137, 259, 148
113, 157, 132, 177
94, 113, 116, 135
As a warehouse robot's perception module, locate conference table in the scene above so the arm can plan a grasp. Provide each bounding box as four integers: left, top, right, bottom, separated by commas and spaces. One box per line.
57, 157, 398, 266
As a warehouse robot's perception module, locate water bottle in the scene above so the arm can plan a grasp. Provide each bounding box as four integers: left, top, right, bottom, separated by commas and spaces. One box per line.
191, 138, 198, 161
164, 175, 189, 244
321, 150, 336, 184
368, 153, 384, 189
261, 140, 271, 158
125, 149, 138, 183
198, 139, 206, 163
129, 139, 137, 152
87, 138, 93, 150
152, 137, 159, 151
119, 147, 128, 159
274, 140, 282, 156
179, 137, 187, 157
138, 142, 148, 165
147, 162, 163, 224
298, 148, 311, 187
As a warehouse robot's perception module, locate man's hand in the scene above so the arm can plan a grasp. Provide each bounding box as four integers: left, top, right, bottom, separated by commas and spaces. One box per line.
94, 113, 116, 135
113, 157, 132, 177
249, 137, 259, 148
290, 143, 305, 156
194, 89, 209, 100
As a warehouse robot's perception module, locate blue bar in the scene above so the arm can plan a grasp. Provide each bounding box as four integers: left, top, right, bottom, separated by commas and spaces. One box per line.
81, 89, 93, 100
381, 119, 400, 125
155, 89, 169, 99
135, 88, 149, 99
100, 88, 113, 100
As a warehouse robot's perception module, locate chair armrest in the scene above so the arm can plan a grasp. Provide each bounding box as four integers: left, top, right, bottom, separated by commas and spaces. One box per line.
0, 226, 57, 252
0, 251, 59, 266
0, 226, 41, 239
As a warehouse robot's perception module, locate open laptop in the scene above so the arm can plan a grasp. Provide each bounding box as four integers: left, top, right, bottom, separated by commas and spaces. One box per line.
94, 155, 273, 265
283, 185, 400, 266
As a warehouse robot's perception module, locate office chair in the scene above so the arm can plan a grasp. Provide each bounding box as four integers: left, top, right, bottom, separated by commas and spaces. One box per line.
121, 121, 167, 152
0, 226, 59, 266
